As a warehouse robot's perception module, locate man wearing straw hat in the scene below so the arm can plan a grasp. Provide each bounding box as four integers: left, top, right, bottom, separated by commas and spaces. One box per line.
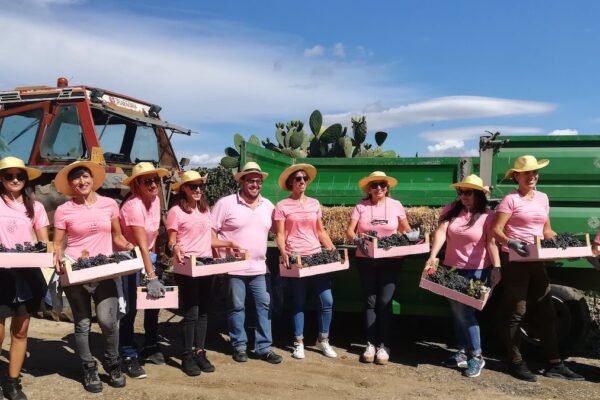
211, 162, 283, 364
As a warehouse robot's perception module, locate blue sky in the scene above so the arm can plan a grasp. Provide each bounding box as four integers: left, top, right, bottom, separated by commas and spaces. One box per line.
2, 0, 600, 166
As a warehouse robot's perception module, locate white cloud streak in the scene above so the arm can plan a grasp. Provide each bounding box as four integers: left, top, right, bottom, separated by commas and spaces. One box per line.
547, 129, 578, 136
324, 96, 556, 132
333, 43, 345, 57
303, 45, 325, 58
188, 154, 223, 168
426, 140, 478, 157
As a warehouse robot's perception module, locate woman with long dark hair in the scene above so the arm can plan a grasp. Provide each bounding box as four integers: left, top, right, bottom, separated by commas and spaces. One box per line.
0, 156, 49, 400
167, 171, 235, 376
426, 175, 500, 378
53, 161, 134, 393
346, 171, 413, 365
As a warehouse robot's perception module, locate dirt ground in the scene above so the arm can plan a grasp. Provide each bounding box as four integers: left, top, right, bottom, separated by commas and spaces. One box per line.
2, 310, 600, 400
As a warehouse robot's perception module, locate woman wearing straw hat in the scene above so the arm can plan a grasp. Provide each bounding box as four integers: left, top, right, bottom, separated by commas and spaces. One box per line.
346, 171, 415, 365
53, 161, 134, 393
167, 171, 236, 376
425, 174, 500, 378
0, 156, 49, 400
118, 162, 169, 379
492, 155, 583, 382
274, 163, 338, 360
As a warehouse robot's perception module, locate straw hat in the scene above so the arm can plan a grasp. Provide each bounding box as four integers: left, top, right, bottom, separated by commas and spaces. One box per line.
171, 170, 208, 192
504, 155, 549, 178
449, 174, 489, 193
122, 162, 169, 186
54, 161, 105, 196
278, 163, 317, 191
0, 156, 42, 181
234, 161, 269, 183
358, 171, 398, 192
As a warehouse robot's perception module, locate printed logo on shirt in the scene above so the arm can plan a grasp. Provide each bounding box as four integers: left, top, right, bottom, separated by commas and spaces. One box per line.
7, 219, 17, 234
88, 221, 99, 235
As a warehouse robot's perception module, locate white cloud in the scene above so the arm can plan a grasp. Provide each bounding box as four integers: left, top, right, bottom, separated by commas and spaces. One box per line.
304, 45, 324, 58
333, 42, 345, 57
419, 125, 543, 142
548, 129, 578, 136
324, 96, 556, 132
188, 154, 223, 167
427, 140, 478, 157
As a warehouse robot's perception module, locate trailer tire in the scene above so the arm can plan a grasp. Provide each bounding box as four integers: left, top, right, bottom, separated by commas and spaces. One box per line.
520, 284, 590, 357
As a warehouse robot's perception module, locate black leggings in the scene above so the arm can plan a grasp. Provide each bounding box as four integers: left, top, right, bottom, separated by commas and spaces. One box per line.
175, 274, 214, 353
356, 257, 400, 348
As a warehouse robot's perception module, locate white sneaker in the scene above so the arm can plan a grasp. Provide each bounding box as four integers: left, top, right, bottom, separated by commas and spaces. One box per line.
292, 342, 305, 359
361, 343, 376, 363
315, 338, 337, 358
375, 347, 389, 365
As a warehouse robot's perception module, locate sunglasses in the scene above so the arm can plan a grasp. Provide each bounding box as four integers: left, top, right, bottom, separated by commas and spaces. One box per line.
294, 176, 310, 182
2, 172, 27, 182
244, 178, 263, 185
188, 183, 207, 191
142, 177, 161, 186
456, 189, 474, 197
370, 182, 388, 190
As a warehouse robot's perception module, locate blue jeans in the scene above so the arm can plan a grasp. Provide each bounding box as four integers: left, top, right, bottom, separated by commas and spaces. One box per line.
227, 274, 273, 355
447, 267, 490, 356
119, 253, 160, 358
289, 274, 333, 340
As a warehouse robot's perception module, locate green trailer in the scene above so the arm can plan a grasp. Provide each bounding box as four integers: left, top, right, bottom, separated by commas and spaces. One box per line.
241, 134, 600, 353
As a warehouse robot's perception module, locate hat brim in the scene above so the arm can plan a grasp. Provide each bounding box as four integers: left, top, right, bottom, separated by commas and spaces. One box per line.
278, 164, 317, 191
0, 163, 42, 181
449, 182, 489, 193
54, 161, 106, 196
171, 175, 208, 192
234, 170, 269, 183
122, 168, 169, 186
358, 176, 398, 192
504, 159, 549, 178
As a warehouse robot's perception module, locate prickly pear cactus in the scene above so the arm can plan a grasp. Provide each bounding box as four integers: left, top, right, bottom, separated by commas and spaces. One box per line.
351, 116, 367, 145
248, 134, 261, 146
289, 130, 306, 149
309, 110, 323, 136
220, 156, 240, 169
375, 131, 388, 147
234, 133, 244, 151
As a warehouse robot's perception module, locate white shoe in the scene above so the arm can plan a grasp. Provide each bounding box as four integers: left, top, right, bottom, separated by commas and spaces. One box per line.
292, 342, 305, 359
361, 343, 376, 363
375, 347, 389, 365
315, 338, 337, 358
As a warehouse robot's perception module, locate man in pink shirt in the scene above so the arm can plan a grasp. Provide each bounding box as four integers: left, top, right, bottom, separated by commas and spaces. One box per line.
211, 162, 282, 364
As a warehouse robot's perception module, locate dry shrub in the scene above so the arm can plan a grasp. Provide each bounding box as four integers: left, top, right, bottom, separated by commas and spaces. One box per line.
322, 206, 442, 245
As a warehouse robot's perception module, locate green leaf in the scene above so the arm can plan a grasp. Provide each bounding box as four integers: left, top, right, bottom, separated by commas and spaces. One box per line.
224, 147, 240, 157
319, 124, 343, 144
220, 156, 240, 169
309, 110, 323, 136
233, 133, 244, 151
375, 131, 388, 147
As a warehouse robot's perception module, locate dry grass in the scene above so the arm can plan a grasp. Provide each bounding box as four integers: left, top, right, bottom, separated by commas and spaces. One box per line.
322, 206, 441, 245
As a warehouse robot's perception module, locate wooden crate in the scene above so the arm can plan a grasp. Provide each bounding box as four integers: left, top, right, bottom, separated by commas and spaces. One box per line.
59, 247, 143, 286
0, 243, 54, 269
279, 248, 349, 278
508, 234, 592, 262
136, 286, 179, 310
360, 233, 430, 258
173, 248, 249, 277
418, 267, 491, 311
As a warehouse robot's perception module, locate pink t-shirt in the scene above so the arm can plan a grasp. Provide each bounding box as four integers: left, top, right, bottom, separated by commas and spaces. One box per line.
441, 204, 494, 269
0, 199, 49, 247
166, 205, 212, 258
54, 195, 119, 259
211, 193, 274, 276
274, 197, 322, 256
496, 190, 549, 251
350, 198, 407, 257
119, 195, 160, 251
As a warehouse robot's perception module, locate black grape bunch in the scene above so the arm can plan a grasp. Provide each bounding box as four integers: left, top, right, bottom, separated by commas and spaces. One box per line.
540, 233, 585, 250
364, 230, 423, 250
426, 266, 489, 300
0, 241, 48, 253
72, 251, 135, 271
195, 255, 238, 266
288, 249, 341, 268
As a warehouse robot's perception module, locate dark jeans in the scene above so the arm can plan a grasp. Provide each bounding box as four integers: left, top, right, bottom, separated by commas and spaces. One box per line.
119, 271, 160, 358
175, 274, 213, 353
64, 279, 120, 364
500, 252, 560, 363
356, 257, 399, 349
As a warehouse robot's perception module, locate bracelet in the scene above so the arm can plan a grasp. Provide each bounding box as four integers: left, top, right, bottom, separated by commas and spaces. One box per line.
147, 275, 159, 281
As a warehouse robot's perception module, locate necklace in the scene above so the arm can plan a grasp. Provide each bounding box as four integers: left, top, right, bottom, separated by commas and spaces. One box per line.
370, 198, 388, 225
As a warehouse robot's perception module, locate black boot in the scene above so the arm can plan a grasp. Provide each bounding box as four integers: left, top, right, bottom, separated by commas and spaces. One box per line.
181, 352, 202, 376
195, 350, 216, 373
81, 361, 103, 393
104, 358, 126, 388
2, 376, 27, 400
